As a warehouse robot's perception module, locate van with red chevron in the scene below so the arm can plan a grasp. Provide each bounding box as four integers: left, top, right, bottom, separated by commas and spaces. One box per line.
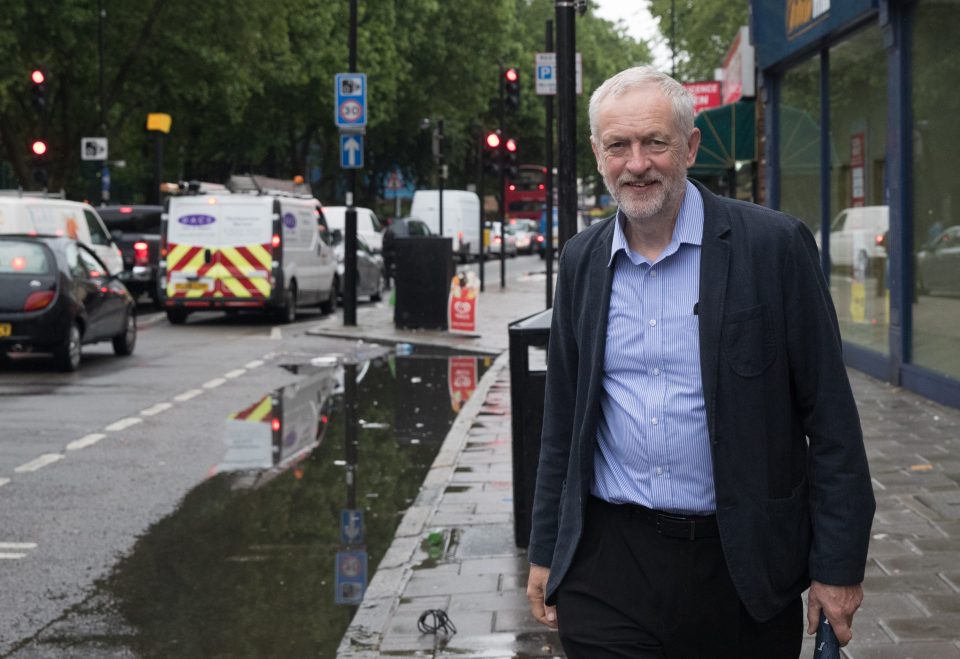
158, 176, 338, 325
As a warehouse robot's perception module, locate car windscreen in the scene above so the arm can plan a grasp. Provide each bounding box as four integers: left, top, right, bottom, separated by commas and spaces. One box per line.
0, 239, 54, 275
100, 208, 162, 233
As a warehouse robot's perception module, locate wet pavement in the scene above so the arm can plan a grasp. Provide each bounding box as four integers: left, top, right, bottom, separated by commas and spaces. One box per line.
316, 267, 960, 658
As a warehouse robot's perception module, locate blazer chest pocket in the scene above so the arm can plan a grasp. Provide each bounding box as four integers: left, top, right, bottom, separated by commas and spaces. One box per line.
722, 305, 775, 377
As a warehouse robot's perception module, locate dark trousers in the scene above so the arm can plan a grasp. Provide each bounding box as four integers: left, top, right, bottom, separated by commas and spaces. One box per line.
555, 497, 802, 659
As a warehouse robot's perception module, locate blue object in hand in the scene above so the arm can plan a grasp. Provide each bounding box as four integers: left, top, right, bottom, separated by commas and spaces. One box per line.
813, 611, 841, 658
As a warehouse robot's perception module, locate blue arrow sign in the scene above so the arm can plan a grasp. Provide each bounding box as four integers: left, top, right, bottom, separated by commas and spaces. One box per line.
340, 134, 363, 169
340, 509, 364, 545
335, 73, 367, 128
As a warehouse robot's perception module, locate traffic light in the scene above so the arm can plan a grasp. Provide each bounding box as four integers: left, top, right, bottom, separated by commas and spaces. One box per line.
30, 69, 46, 112
503, 67, 520, 111
503, 137, 518, 179
482, 130, 501, 176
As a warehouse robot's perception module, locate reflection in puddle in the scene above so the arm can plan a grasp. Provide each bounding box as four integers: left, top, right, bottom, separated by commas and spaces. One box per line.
87, 345, 491, 657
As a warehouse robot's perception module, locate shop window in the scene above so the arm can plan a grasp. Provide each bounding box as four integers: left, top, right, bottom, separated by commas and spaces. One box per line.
912, 0, 960, 378
828, 27, 889, 356
779, 57, 821, 237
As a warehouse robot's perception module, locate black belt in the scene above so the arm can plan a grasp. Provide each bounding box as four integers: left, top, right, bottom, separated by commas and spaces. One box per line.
594, 496, 719, 540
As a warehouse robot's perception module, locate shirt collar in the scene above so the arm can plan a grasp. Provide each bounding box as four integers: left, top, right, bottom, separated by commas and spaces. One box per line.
608, 179, 704, 267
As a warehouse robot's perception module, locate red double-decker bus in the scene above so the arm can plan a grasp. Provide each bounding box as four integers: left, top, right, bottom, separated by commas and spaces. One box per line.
504, 164, 547, 221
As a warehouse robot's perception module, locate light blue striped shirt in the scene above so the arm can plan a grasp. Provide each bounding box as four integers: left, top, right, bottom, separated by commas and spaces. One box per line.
591, 180, 715, 515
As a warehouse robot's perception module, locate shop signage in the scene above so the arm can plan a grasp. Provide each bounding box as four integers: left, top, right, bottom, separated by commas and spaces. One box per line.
682, 81, 722, 114
721, 27, 756, 105
787, 0, 831, 38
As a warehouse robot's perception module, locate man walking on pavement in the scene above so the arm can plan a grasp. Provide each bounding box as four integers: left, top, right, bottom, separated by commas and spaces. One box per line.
525, 66, 875, 657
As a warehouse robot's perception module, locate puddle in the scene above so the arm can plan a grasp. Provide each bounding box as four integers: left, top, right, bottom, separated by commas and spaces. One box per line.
75, 345, 492, 657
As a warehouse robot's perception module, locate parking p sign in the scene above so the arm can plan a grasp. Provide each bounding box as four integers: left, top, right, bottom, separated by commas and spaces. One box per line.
335, 73, 367, 129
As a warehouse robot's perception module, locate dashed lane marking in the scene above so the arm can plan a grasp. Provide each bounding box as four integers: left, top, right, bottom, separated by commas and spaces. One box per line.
140, 402, 172, 417
66, 433, 106, 451
173, 389, 204, 402
0, 478, 10, 488
15, 454, 64, 473
203, 378, 227, 389
245, 359, 265, 369
224, 369, 246, 379
0, 542, 38, 560
105, 417, 142, 432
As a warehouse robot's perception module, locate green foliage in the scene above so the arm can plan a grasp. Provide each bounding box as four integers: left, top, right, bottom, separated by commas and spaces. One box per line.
0, 0, 653, 204
648, 0, 749, 82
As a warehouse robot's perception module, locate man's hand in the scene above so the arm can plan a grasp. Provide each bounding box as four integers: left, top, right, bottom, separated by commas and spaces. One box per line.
807, 580, 864, 646
526, 564, 558, 629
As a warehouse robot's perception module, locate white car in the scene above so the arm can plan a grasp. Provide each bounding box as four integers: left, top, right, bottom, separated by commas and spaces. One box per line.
824, 205, 888, 280
486, 222, 518, 257
322, 206, 385, 253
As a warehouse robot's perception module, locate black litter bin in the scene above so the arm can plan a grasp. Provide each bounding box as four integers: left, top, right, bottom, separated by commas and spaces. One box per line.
394, 236, 454, 330
508, 308, 552, 548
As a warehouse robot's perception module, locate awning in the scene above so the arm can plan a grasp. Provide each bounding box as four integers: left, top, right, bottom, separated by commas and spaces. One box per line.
689, 100, 756, 177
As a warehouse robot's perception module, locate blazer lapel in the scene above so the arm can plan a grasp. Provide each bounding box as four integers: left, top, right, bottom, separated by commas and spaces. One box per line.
694, 182, 731, 442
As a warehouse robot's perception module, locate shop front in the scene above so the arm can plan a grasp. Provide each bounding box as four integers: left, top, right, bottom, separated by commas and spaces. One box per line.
754, 0, 960, 408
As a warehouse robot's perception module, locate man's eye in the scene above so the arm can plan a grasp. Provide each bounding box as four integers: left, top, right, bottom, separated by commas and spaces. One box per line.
647, 140, 669, 152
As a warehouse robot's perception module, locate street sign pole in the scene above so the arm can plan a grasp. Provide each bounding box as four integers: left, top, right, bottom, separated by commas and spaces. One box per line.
343, 0, 360, 327
545, 21, 555, 309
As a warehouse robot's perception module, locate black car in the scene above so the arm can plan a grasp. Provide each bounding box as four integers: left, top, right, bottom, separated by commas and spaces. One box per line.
97, 204, 163, 302
0, 235, 137, 371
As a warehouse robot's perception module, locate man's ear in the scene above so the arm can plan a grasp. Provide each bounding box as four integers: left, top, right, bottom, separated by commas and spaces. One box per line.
685, 128, 701, 168
590, 138, 603, 174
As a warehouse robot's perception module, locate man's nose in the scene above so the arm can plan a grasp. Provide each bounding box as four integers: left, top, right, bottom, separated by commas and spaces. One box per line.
625, 144, 652, 173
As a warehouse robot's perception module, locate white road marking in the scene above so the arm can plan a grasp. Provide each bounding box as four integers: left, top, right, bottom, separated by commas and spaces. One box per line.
0, 542, 37, 550
203, 378, 227, 389
0, 553, 29, 559
224, 369, 246, 379
141, 402, 172, 417
173, 389, 204, 402
105, 417, 142, 432
270, 327, 282, 340
66, 433, 106, 451
15, 454, 64, 473
245, 359, 265, 369
0, 478, 10, 488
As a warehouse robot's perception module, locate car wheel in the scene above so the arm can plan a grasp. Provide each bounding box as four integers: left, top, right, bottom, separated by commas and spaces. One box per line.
166, 308, 188, 325
370, 273, 383, 302
320, 277, 338, 314
54, 322, 82, 372
277, 286, 297, 324
112, 312, 137, 356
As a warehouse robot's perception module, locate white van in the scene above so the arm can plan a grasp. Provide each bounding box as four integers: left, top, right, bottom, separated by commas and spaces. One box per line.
410, 190, 482, 261
0, 195, 124, 275
160, 192, 338, 324
322, 206, 384, 253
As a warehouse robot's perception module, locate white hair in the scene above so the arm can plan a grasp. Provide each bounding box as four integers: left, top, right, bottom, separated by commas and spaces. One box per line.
588, 66, 695, 143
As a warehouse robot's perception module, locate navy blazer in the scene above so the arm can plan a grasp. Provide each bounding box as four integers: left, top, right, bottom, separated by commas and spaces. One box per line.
528, 181, 876, 621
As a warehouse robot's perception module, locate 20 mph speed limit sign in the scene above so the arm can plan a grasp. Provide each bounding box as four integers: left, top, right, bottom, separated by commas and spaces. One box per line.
335, 73, 367, 130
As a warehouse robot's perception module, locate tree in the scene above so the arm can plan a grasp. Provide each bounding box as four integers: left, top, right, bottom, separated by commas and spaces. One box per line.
648, 0, 749, 82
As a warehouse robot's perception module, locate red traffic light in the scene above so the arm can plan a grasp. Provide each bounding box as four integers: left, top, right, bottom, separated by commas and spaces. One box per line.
485, 131, 501, 149
504, 138, 517, 153
504, 68, 519, 83
31, 140, 47, 156
30, 69, 45, 85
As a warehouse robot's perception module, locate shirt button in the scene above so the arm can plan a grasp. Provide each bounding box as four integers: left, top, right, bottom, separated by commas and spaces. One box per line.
650, 270, 657, 277
651, 417, 658, 425
653, 368, 661, 376
656, 467, 663, 475
648, 319, 657, 327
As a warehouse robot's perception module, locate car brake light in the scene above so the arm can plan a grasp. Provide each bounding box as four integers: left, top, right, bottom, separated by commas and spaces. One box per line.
134, 241, 149, 265
120, 206, 134, 214
536, 234, 544, 242
11, 256, 27, 271
24, 290, 55, 311
272, 234, 281, 248
875, 233, 885, 247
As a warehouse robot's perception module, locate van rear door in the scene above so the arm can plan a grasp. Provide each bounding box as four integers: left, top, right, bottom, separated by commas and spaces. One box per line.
165, 196, 275, 303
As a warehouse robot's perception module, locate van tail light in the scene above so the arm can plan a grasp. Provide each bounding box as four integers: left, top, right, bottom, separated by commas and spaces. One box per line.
133, 241, 149, 265
271, 234, 281, 249
160, 234, 168, 258
24, 290, 55, 311
271, 417, 281, 432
